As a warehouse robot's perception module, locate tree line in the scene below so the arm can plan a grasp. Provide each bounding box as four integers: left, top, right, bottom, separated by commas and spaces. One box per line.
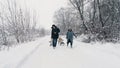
54, 0, 120, 43
0, 0, 46, 49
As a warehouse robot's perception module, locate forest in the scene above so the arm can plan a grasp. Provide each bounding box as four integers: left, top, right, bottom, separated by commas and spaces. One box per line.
0, 0, 46, 47
54, 0, 120, 43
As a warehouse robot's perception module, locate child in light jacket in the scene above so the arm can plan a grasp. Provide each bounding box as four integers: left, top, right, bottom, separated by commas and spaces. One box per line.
66, 29, 76, 48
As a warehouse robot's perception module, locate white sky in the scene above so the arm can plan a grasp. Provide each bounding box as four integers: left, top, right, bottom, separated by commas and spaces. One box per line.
18, 0, 68, 29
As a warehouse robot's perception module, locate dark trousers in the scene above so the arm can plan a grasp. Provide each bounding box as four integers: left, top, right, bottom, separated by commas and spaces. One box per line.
67, 39, 73, 48
52, 38, 57, 47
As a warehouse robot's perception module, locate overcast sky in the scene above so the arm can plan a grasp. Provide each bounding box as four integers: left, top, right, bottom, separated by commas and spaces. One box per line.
18, 0, 68, 29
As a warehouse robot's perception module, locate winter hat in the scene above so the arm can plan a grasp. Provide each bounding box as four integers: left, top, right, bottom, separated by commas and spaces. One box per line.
52, 24, 56, 27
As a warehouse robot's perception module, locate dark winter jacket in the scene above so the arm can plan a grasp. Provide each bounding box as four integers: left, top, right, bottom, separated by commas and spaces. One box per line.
51, 27, 60, 39
66, 31, 76, 42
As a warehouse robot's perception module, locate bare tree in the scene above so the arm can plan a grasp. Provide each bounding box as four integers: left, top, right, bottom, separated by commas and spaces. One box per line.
54, 0, 120, 42
0, 0, 41, 46
54, 7, 80, 35
69, 0, 88, 33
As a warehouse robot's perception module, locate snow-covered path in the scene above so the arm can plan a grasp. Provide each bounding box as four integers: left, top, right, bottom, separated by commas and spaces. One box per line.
1, 36, 120, 68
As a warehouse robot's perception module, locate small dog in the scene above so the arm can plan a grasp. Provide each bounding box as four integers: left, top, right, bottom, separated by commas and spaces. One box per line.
58, 37, 65, 46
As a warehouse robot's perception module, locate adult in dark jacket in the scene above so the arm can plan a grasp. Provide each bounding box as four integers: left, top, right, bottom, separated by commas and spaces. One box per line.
66, 29, 76, 48
51, 25, 60, 49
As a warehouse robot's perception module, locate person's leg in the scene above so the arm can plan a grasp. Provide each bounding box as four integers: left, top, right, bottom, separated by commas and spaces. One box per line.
67, 39, 71, 46
52, 39, 55, 47
52, 38, 57, 49
67, 39, 69, 46
70, 40, 73, 48
54, 39, 57, 47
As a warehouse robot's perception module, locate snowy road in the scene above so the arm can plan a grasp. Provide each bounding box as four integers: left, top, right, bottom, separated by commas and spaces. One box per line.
1, 36, 120, 68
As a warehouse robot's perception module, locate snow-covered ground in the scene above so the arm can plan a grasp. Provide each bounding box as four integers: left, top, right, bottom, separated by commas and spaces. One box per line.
0, 36, 120, 68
